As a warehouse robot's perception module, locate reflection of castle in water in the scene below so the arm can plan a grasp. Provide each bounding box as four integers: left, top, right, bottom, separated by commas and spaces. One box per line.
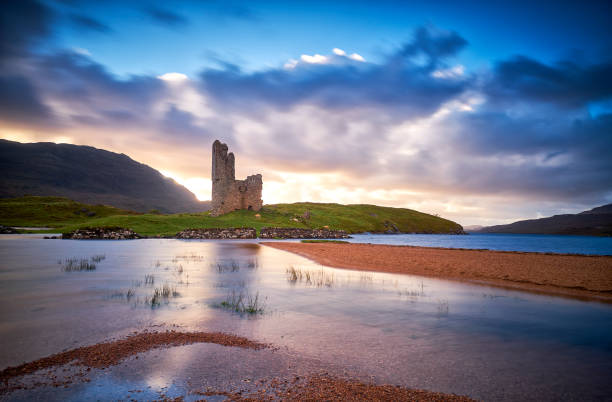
210, 140, 262, 216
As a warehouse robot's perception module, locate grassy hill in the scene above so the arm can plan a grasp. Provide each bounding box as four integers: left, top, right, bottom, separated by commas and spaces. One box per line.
0, 197, 464, 236
0, 196, 140, 227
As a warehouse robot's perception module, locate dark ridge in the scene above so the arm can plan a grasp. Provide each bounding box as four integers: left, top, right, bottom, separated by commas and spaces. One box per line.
476, 204, 612, 236
0, 140, 210, 213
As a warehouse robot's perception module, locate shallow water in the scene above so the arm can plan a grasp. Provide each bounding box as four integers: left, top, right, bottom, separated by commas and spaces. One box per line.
1, 238, 611, 401
348, 232, 612, 255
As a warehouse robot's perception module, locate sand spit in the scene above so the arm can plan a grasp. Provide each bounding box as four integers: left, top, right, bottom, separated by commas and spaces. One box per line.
262, 242, 612, 302
1, 331, 476, 401
189, 374, 475, 401
268, 374, 475, 401
0, 330, 266, 386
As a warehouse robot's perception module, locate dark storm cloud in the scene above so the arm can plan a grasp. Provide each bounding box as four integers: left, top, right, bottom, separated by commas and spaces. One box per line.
35, 51, 166, 109
144, 7, 188, 28
399, 26, 468, 69
68, 13, 112, 33
486, 55, 612, 108
200, 27, 470, 117
0, 0, 52, 62
0, 75, 54, 125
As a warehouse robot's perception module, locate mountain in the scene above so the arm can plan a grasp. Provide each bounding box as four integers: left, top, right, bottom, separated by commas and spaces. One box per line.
477, 204, 612, 236
0, 140, 210, 213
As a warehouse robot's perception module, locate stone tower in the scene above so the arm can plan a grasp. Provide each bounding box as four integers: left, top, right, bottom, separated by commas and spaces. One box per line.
210, 140, 262, 216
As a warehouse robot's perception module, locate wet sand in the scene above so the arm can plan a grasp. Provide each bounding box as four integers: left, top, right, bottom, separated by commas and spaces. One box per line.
263, 242, 612, 302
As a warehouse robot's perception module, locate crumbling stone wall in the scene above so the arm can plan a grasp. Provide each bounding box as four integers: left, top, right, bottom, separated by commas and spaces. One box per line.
211, 140, 262, 216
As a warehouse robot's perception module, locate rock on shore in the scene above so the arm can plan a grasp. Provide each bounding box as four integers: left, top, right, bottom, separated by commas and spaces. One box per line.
62, 227, 141, 240
176, 228, 257, 239
0, 225, 18, 234
259, 227, 350, 239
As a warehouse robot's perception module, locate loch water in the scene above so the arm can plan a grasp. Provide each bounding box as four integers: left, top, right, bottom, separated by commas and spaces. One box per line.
0, 237, 611, 401
348, 232, 612, 255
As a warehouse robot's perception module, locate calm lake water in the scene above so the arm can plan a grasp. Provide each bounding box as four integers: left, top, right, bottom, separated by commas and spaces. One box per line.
0, 237, 611, 401
348, 232, 612, 255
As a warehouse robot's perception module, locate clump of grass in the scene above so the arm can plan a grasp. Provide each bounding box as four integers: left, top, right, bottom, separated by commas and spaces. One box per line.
173, 253, 205, 262
90, 254, 106, 263
436, 299, 450, 316
398, 281, 425, 298
61, 258, 96, 272
144, 274, 155, 285
286, 266, 302, 282
301, 239, 349, 244
359, 272, 374, 283
212, 259, 241, 273
126, 288, 136, 301
145, 283, 179, 308
286, 266, 334, 287
218, 290, 265, 315
246, 258, 259, 269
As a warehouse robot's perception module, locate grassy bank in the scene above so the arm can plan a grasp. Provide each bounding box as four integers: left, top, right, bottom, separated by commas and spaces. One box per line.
0, 196, 463, 236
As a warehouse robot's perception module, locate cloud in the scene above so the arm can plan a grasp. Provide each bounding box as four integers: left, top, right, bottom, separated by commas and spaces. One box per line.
157, 72, 189, 82
1, 18, 610, 224
68, 13, 111, 33
486, 55, 612, 109
300, 54, 328, 64
0, 0, 52, 63
144, 7, 188, 28
200, 30, 470, 117
400, 26, 467, 70
0, 74, 54, 126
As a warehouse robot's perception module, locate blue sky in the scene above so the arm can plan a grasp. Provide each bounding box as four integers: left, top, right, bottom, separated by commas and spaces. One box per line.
49, 0, 610, 76
1, 0, 611, 225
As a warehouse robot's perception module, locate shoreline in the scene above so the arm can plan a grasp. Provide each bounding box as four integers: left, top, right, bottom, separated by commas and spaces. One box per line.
262, 242, 612, 303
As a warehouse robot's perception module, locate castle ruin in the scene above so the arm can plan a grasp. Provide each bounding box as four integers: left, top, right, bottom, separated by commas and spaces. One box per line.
210, 140, 262, 216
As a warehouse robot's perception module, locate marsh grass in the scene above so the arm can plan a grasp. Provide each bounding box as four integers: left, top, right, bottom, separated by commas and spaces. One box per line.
212, 259, 242, 273
173, 253, 205, 263
436, 299, 450, 316
146, 283, 179, 308
398, 281, 426, 298
144, 274, 155, 285
218, 290, 265, 314
90, 254, 106, 263
61, 257, 96, 272
286, 266, 335, 287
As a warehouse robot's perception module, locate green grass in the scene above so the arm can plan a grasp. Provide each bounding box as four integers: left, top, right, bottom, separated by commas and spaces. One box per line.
0, 196, 139, 228
0, 196, 463, 236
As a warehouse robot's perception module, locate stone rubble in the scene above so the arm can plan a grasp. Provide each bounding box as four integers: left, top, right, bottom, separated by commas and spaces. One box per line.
176, 228, 257, 239
0, 225, 18, 234
62, 227, 141, 240
259, 227, 350, 239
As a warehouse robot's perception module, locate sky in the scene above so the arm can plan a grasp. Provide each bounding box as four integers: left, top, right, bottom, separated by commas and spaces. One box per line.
1, 0, 611, 226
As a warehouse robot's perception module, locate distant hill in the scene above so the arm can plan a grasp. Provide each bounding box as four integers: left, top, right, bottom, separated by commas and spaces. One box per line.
0, 140, 210, 213
477, 204, 612, 236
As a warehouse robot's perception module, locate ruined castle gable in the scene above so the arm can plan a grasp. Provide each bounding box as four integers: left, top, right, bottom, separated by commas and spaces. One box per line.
210, 140, 262, 216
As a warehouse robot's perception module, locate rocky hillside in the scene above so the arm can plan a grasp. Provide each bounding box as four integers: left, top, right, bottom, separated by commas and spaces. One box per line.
0, 140, 210, 213
477, 204, 612, 236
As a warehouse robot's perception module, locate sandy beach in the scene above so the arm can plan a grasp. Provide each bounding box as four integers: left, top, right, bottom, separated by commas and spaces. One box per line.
262, 242, 612, 302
